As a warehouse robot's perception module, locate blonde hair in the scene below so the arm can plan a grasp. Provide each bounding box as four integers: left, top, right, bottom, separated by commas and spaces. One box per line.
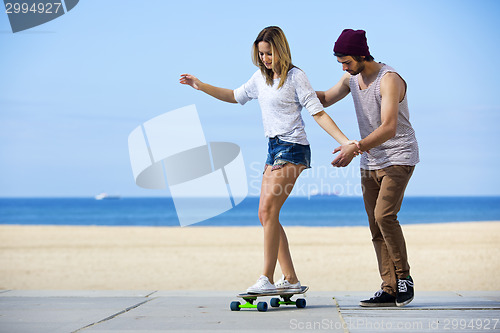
252, 26, 294, 89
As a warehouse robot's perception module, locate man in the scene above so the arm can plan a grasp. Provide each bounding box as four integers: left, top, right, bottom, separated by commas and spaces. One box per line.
316, 29, 419, 307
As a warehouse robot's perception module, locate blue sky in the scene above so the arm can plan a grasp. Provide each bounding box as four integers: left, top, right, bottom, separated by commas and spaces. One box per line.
1, 0, 499, 197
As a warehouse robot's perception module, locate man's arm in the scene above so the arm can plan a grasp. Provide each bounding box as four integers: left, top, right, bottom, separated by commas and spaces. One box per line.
315, 72, 357, 168
357, 72, 404, 152
316, 73, 351, 108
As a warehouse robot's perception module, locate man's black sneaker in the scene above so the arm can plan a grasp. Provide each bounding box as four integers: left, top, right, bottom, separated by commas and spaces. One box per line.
359, 290, 396, 307
396, 275, 414, 307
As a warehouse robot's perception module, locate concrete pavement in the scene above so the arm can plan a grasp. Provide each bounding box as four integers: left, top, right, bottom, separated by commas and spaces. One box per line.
0, 290, 499, 332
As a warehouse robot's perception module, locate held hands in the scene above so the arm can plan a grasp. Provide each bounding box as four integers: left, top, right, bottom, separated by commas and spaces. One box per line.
179, 74, 202, 90
331, 140, 364, 168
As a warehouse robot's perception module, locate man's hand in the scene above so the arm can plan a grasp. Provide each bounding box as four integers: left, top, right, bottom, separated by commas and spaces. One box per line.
332, 142, 360, 167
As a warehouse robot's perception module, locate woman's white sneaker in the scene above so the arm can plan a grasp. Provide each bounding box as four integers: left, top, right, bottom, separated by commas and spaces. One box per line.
275, 275, 302, 292
246, 275, 277, 294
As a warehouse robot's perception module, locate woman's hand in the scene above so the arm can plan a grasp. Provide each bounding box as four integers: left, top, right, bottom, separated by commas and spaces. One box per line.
179, 74, 201, 90
179, 73, 237, 104
331, 142, 359, 167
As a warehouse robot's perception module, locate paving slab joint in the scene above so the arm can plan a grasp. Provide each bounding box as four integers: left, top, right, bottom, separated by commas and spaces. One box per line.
332, 297, 350, 333
71, 297, 157, 332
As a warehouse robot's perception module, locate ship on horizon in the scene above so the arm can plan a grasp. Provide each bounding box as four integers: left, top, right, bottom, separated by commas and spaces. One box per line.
94, 192, 121, 200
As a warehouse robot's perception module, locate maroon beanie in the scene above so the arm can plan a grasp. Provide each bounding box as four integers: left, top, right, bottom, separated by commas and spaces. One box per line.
334, 29, 370, 57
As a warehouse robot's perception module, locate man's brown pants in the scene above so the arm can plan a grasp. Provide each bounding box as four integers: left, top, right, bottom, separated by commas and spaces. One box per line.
361, 165, 415, 296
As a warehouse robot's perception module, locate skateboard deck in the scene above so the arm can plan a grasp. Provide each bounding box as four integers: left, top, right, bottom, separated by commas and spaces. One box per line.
230, 286, 309, 312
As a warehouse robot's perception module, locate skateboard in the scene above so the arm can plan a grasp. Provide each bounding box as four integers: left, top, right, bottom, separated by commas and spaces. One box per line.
230, 286, 309, 312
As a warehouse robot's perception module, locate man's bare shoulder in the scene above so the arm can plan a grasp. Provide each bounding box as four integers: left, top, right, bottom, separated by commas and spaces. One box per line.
340, 72, 351, 86
381, 71, 405, 87
380, 71, 407, 101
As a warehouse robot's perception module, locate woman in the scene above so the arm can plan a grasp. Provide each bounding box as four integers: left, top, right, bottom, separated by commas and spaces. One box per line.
180, 26, 357, 294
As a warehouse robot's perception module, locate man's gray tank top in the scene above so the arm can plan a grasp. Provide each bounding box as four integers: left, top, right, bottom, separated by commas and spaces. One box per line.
350, 64, 419, 170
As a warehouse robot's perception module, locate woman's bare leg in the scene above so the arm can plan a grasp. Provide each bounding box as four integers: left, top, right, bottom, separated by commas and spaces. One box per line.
258, 163, 305, 283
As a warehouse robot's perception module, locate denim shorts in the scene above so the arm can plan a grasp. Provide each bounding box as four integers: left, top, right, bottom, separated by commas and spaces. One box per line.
265, 137, 311, 171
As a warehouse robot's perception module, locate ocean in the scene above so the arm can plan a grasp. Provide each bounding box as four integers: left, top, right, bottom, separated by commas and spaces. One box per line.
0, 196, 499, 227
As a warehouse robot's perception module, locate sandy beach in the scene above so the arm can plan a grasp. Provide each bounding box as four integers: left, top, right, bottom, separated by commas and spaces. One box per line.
0, 222, 499, 291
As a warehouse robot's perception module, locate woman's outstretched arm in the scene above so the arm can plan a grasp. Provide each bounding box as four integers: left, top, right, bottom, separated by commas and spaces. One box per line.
180, 74, 237, 104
